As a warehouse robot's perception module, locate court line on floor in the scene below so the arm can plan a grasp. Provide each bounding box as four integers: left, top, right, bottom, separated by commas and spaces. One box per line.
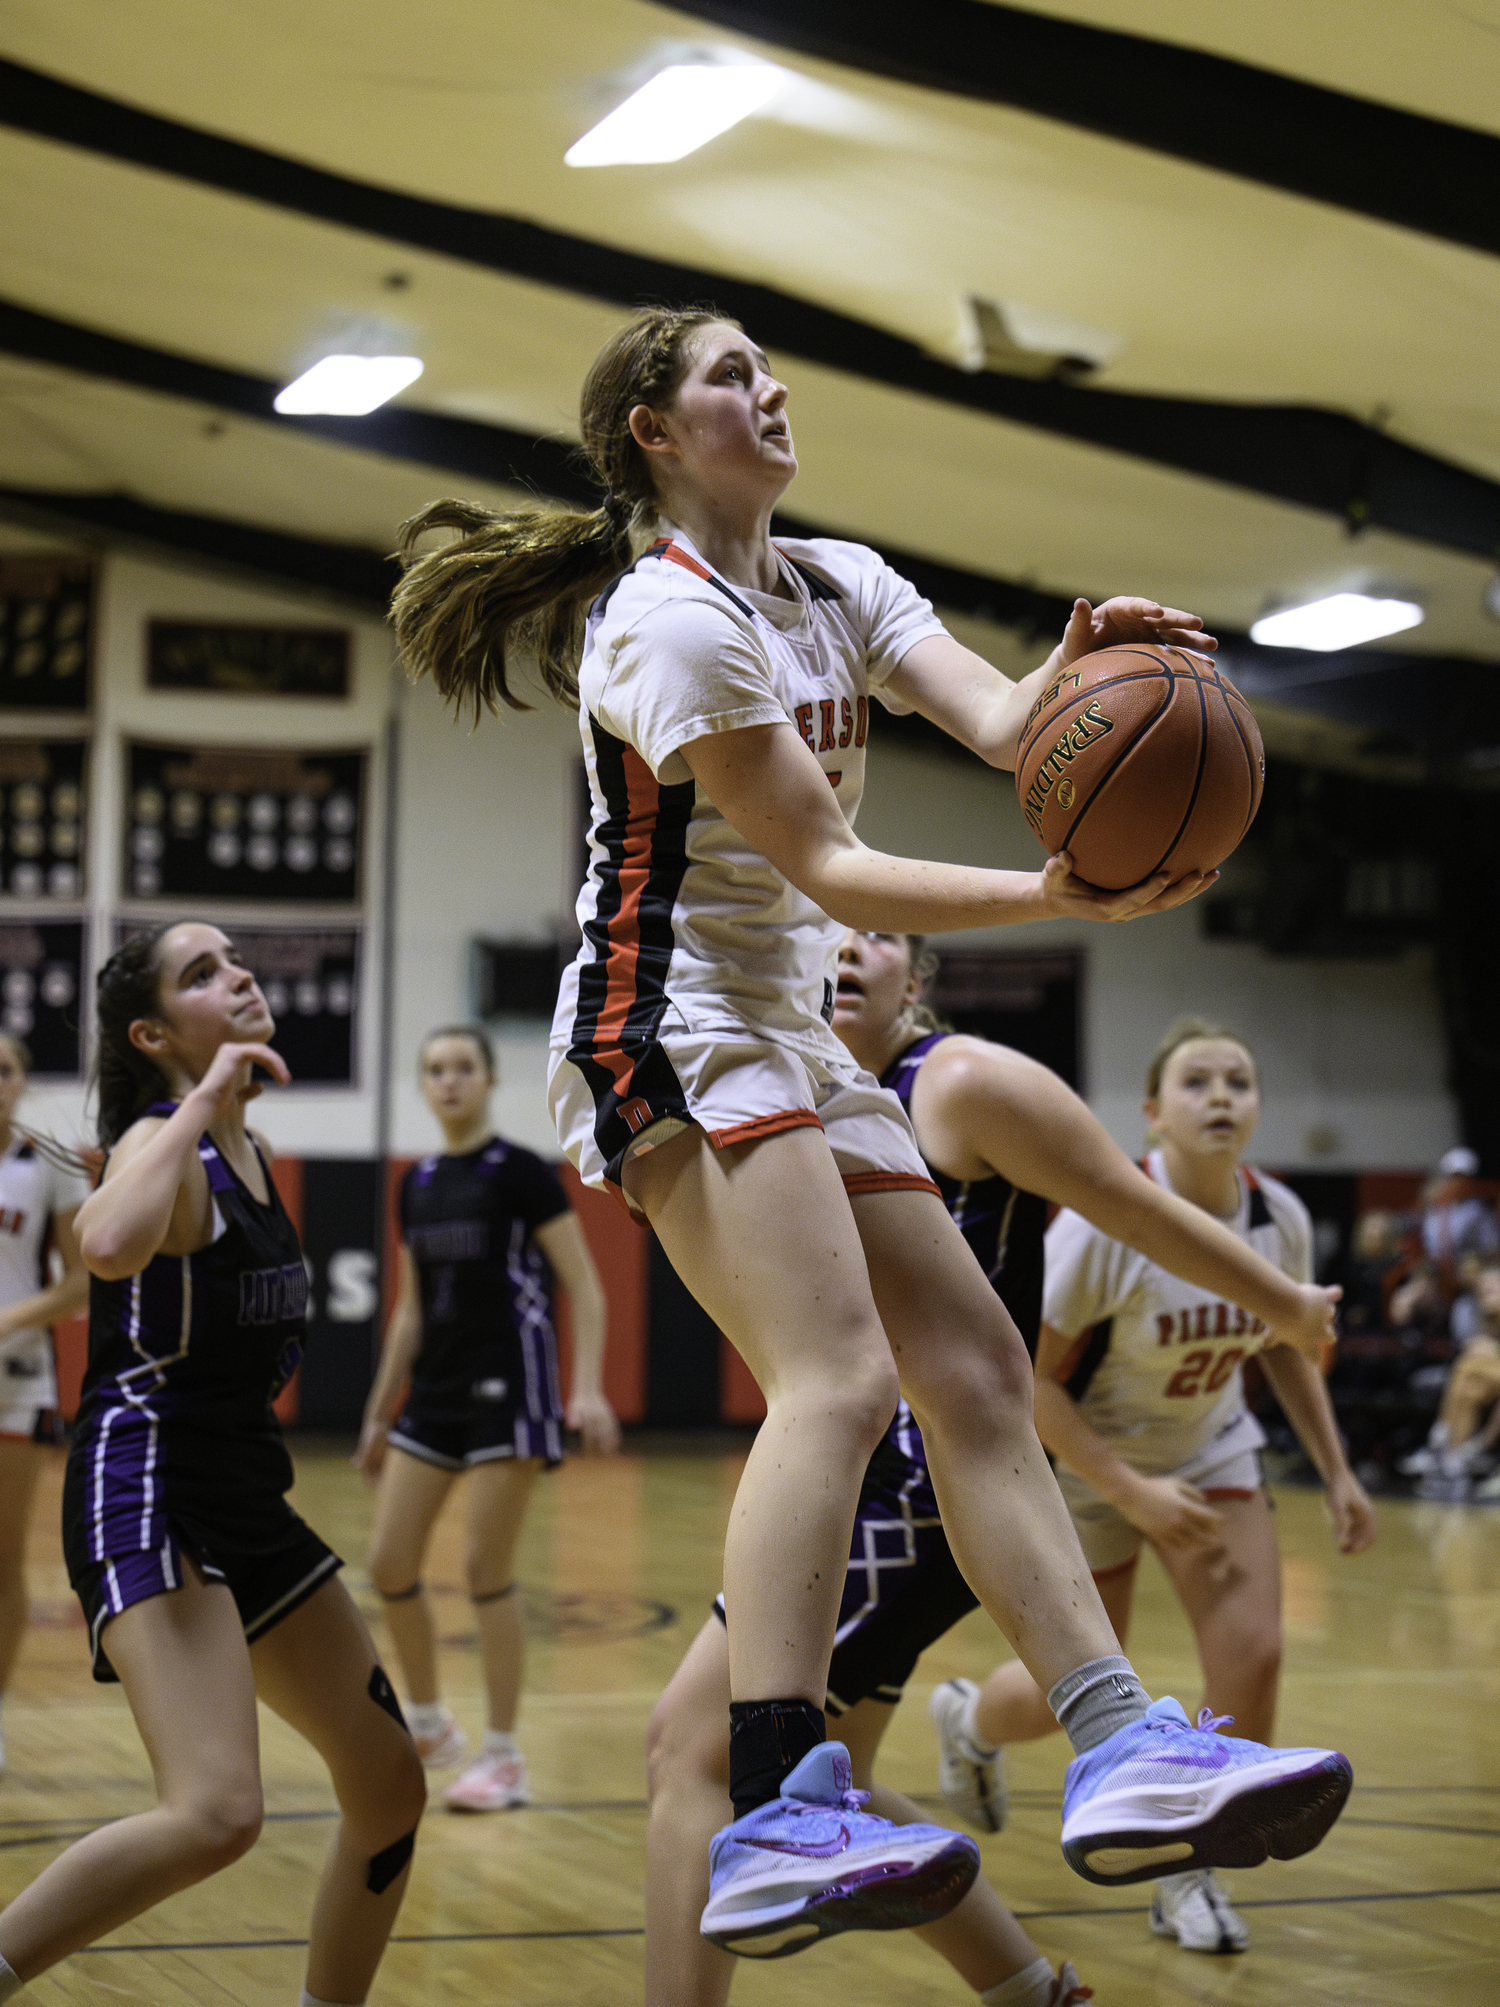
68, 1886, 1500, 1955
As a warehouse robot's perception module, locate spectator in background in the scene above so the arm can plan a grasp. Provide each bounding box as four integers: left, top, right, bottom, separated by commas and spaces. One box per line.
1343, 1210, 1404, 1333
1387, 1149, 1499, 1333
1400, 1257, 1500, 1495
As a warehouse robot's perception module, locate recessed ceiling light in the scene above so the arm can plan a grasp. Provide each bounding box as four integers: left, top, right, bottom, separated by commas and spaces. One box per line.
1250, 592, 1423, 652
274, 355, 423, 416
565, 64, 786, 167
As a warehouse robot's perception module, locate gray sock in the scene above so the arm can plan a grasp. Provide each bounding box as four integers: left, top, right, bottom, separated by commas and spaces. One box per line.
1047, 1654, 1150, 1755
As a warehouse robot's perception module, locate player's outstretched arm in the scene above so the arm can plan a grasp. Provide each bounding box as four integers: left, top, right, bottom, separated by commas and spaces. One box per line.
885, 600, 1217, 770
535, 1211, 620, 1456
910, 1038, 1337, 1360
681, 723, 1211, 934
1257, 1347, 1376, 1555
354, 1245, 424, 1478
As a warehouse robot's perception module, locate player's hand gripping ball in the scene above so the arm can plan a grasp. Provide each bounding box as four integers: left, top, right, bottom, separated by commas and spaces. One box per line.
1016, 645, 1264, 891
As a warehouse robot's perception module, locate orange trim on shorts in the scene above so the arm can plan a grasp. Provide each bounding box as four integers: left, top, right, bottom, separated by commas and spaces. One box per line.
707, 1110, 824, 1150
1090, 1555, 1140, 1585
1200, 1486, 1258, 1500
841, 1171, 943, 1199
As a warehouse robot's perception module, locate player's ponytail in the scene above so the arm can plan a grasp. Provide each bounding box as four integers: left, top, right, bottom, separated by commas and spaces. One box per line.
94, 924, 174, 1149
392, 304, 731, 720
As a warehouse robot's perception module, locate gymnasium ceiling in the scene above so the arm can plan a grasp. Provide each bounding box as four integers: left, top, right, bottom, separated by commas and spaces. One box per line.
1, 0, 1498, 764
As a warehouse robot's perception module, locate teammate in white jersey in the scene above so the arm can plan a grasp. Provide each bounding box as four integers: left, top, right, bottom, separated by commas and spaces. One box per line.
393, 306, 1353, 1956
0, 1035, 89, 1774
934, 1019, 1376, 1956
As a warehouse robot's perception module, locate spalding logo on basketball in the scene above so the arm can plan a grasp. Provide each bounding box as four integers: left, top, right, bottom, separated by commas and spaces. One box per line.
1015, 644, 1265, 891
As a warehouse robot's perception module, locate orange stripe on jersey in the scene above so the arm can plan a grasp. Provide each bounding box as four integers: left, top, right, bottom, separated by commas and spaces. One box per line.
587, 742, 664, 1099
842, 1172, 944, 1200
660, 542, 714, 584
707, 1110, 824, 1150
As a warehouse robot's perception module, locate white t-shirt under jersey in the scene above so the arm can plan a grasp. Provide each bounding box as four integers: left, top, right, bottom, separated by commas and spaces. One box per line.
553, 528, 947, 1060
0, 1139, 91, 1409
1043, 1149, 1313, 1477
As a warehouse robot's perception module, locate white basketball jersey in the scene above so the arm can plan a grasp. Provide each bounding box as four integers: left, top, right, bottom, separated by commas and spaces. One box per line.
553, 528, 946, 1070
1043, 1150, 1313, 1476
0, 1139, 91, 1408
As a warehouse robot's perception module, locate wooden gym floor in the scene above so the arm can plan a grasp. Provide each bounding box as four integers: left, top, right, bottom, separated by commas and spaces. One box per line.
2, 1440, 1496, 2005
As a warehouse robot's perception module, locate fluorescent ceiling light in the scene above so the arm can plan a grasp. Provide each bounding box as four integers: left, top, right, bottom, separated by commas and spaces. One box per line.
1250, 592, 1423, 652
566, 64, 785, 166
274, 355, 423, 415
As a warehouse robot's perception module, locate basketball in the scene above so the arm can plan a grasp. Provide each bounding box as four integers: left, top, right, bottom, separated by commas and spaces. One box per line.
1014, 644, 1265, 890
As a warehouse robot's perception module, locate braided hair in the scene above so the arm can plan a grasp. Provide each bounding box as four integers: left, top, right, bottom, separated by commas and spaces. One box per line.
391, 304, 730, 719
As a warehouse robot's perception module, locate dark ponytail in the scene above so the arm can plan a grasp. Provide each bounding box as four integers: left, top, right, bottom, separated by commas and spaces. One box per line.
391, 304, 730, 719
94, 924, 174, 1149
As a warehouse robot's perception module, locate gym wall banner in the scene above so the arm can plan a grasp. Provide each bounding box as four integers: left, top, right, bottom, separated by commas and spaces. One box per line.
115, 921, 361, 1086
0, 739, 87, 903
123, 743, 365, 904
146, 622, 350, 701
0, 920, 85, 1077
0, 556, 92, 714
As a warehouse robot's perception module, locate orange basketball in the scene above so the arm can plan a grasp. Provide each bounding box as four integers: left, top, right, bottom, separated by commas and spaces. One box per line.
1014, 645, 1264, 891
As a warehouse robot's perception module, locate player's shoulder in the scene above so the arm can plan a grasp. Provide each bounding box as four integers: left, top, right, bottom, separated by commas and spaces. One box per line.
1244, 1163, 1310, 1227
916, 1032, 1047, 1105
596, 541, 757, 632
774, 535, 895, 604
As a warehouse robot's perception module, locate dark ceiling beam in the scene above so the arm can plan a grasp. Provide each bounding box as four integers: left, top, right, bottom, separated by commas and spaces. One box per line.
662, 0, 1500, 259
2, 60, 1498, 564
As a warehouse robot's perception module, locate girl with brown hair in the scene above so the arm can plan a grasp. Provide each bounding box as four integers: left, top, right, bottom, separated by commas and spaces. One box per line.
392, 306, 1352, 1958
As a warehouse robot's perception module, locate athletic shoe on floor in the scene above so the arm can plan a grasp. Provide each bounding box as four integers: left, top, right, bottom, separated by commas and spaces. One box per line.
412, 1713, 468, 1770
444, 1747, 531, 1811
1060, 1698, 1351, 1886
1150, 1867, 1250, 1953
1048, 1960, 1094, 2003
699, 1741, 979, 1959
929, 1678, 1007, 1833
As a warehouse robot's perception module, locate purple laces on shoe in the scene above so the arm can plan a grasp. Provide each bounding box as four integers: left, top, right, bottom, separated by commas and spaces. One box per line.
1196, 1710, 1235, 1734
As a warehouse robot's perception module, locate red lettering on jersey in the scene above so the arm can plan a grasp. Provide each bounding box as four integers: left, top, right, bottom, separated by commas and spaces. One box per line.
1213, 1302, 1229, 1336
1165, 1347, 1213, 1398
855, 696, 868, 747
0, 1208, 22, 1236
795, 703, 816, 750
1157, 1313, 1175, 1346
1205, 1347, 1246, 1393
1180, 1309, 1193, 1343
1194, 1303, 1210, 1339
825, 771, 842, 788
818, 700, 837, 751
838, 698, 854, 749
1232, 1305, 1249, 1333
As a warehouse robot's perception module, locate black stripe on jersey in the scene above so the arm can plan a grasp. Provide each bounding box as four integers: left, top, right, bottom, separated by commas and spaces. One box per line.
570, 717, 631, 1056
1065, 1319, 1113, 1402
1248, 1186, 1272, 1231
784, 557, 842, 602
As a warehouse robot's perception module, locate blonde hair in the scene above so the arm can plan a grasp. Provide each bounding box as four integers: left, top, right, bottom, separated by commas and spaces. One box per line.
1145, 1016, 1256, 1100
392, 305, 731, 719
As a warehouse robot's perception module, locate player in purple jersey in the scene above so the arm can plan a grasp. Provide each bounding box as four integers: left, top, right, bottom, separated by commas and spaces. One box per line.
0, 924, 425, 2007
395, 304, 1353, 1954
643, 933, 1346, 2003
356, 1024, 618, 1813
0, 1033, 90, 1777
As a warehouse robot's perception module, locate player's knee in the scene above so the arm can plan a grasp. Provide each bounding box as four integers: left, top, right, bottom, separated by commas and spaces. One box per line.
368, 1551, 422, 1601
180, 1782, 264, 1871
645, 1689, 727, 1804
833, 1350, 903, 1452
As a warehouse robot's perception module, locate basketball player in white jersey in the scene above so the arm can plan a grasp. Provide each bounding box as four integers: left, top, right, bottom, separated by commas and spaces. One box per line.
0, 1035, 90, 1773
393, 305, 1354, 1958
930, 1019, 1376, 1955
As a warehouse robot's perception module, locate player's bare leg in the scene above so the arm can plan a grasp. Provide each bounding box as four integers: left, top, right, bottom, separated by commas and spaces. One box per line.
464, 1458, 539, 1733
366, 1447, 456, 1709
0, 1440, 45, 1699
849, 1187, 1123, 1689
0, 1562, 263, 1979
624, 1124, 899, 1707
252, 1577, 426, 2006
973, 1565, 1139, 1748
1158, 1491, 1282, 1744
